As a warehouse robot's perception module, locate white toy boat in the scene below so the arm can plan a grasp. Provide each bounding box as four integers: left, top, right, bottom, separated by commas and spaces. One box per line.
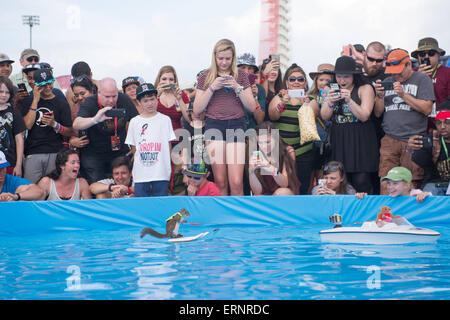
320, 217, 440, 245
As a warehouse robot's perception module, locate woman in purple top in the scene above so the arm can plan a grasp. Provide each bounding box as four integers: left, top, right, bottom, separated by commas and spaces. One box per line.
194, 39, 256, 195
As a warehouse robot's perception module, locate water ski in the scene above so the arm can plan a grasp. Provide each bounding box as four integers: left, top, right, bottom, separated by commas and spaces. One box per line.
168, 232, 209, 243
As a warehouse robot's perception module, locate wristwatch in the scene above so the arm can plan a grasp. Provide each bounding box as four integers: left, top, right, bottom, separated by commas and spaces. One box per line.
234, 85, 243, 96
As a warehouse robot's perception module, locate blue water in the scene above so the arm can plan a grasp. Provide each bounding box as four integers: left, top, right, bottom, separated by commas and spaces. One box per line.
1, 224, 450, 300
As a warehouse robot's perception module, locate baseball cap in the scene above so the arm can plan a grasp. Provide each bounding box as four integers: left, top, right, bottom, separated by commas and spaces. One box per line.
122, 76, 140, 90
385, 49, 410, 74
182, 159, 209, 178
20, 48, 40, 61
136, 83, 158, 100
22, 63, 41, 74
0, 151, 11, 169
33, 68, 56, 87
0, 53, 14, 64
381, 167, 412, 183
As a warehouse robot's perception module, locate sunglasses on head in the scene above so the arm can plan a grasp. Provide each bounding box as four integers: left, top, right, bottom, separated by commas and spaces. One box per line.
70, 75, 90, 84
418, 50, 437, 58
323, 164, 341, 173
26, 56, 39, 63
366, 55, 384, 63
288, 76, 305, 83
385, 55, 409, 66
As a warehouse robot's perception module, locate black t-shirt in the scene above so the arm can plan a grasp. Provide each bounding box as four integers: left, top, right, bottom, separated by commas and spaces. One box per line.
77, 93, 138, 157
0, 104, 27, 166
362, 70, 387, 144
20, 93, 73, 156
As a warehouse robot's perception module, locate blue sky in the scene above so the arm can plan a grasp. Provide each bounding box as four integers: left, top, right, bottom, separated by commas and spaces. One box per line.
3, 0, 449, 87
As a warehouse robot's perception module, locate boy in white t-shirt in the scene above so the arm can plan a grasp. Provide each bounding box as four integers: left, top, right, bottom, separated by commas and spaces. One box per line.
125, 83, 176, 197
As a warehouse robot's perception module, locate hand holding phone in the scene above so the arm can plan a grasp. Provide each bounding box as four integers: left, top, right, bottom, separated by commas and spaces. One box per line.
105, 108, 126, 118
381, 80, 394, 91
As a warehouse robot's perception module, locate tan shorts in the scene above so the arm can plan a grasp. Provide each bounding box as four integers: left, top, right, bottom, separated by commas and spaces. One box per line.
379, 135, 424, 181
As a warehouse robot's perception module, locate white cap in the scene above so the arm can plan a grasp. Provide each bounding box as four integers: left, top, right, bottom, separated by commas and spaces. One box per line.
0, 151, 11, 169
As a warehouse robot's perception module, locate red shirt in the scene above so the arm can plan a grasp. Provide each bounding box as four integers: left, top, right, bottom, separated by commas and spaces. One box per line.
414, 65, 450, 109
433, 65, 450, 109
157, 91, 190, 133
195, 181, 221, 196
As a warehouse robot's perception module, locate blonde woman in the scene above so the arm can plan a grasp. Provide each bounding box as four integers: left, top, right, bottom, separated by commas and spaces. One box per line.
193, 39, 256, 195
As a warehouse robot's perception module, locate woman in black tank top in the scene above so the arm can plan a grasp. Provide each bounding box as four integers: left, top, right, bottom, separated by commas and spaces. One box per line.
320, 56, 379, 194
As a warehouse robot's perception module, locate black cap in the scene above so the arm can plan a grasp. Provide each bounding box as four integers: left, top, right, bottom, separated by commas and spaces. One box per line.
136, 83, 158, 100
33, 68, 55, 86
122, 76, 140, 90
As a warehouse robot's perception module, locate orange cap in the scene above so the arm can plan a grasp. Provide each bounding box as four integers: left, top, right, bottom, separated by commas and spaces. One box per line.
385, 49, 410, 74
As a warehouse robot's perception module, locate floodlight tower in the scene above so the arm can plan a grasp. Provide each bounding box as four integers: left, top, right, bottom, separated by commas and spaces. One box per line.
22, 15, 40, 48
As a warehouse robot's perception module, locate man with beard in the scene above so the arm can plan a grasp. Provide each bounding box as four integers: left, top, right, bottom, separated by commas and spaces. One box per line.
351, 41, 387, 194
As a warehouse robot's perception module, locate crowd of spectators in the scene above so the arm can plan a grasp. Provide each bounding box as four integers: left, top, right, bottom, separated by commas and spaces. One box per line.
0, 36, 449, 202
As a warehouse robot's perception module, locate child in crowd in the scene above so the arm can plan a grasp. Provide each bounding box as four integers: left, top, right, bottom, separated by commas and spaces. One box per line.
182, 160, 221, 196
125, 83, 176, 197
356, 166, 432, 203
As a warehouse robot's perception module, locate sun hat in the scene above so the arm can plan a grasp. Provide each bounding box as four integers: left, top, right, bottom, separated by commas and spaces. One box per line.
33, 68, 55, 87
182, 159, 209, 178
385, 49, 411, 74
0, 53, 14, 64
122, 76, 140, 90
380, 167, 412, 183
0, 151, 11, 169
20, 48, 40, 61
237, 53, 259, 72
309, 63, 335, 80
411, 37, 446, 58
332, 56, 362, 74
135, 83, 158, 100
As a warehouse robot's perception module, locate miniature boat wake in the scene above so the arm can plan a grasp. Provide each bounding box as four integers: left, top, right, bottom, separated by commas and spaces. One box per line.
320, 209, 441, 245
168, 232, 209, 243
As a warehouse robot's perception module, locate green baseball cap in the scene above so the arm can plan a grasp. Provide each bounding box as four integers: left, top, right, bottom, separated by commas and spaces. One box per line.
381, 167, 412, 183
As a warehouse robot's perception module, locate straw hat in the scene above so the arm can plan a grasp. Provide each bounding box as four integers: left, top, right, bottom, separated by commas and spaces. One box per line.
309, 63, 335, 80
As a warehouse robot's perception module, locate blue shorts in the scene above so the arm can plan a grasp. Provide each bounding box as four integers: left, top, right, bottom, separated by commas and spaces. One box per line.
134, 181, 169, 197
204, 116, 248, 142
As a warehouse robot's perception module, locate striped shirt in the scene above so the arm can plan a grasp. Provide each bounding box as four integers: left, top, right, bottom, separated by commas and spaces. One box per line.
196, 69, 250, 120
274, 101, 313, 157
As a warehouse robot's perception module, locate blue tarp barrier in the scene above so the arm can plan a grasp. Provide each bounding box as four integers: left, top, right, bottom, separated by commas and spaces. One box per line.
0, 196, 449, 235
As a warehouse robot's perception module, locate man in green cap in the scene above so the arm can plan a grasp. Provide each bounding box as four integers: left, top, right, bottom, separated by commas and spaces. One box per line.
412, 37, 450, 111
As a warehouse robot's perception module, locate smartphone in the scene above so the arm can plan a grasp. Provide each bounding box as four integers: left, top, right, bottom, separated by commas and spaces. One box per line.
271, 54, 280, 70
252, 150, 260, 160
381, 80, 394, 91
18, 83, 27, 92
329, 83, 340, 92
421, 57, 431, 66
421, 136, 432, 149
79, 129, 88, 137
105, 108, 126, 118
288, 89, 305, 98
318, 179, 326, 187
164, 83, 176, 90
248, 73, 257, 85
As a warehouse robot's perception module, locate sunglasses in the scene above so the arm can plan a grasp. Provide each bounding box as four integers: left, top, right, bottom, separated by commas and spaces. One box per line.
385, 55, 409, 66
366, 55, 384, 63
26, 56, 39, 63
70, 75, 90, 84
288, 76, 305, 83
418, 50, 437, 58
188, 175, 202, 181
323, 164, 342, 173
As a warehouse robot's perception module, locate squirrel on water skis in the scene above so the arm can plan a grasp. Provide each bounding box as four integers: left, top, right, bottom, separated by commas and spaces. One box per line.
140, 208, 190, 239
